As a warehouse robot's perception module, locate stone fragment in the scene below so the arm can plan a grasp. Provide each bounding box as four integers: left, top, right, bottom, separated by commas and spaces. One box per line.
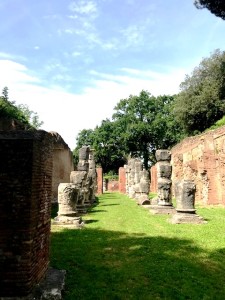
150, 149, 175, 214
77, 146, 89, 171
54, 183, 82, 226
170, 180, 206, 224
155, 149, 171, 162
125, 158, 150, 205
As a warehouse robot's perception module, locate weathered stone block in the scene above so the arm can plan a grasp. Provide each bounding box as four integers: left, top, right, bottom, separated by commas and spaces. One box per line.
79, 146, 90, 160
157, 178, 172, 205
157, 162, 172, 179
156, 149, 171, 162
175, 180, 196, 212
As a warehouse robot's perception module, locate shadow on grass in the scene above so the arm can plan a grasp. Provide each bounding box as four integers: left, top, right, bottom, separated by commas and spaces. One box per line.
50, 227, 225, 300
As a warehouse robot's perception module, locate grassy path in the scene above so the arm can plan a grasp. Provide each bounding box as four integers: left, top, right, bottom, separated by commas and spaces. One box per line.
50, 192, 225, 299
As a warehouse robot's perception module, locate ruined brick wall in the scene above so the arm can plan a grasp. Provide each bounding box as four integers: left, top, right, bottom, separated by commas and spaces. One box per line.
96, 167, 103, 194
171, 126, 225, 206
107, 180, 119, 192
150, 165, 157, 193
50, 132, 74, 203
0, 130, 53, 297
119, 167, 126, 193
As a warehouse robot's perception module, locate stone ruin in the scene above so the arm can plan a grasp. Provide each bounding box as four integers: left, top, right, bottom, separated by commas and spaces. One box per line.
0, 130, 64, 298
150, 149, 175, 214
125, 158, 150, 205
50, 131, 74, 203
54, 146, 97, 226
171, 180, 206, 224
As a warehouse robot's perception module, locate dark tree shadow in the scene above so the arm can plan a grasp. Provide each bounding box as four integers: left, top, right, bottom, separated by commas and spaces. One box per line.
50, 227, 225, 300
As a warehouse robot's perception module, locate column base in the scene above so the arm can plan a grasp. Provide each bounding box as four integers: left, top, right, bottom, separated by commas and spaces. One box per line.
170, 212, 207, 224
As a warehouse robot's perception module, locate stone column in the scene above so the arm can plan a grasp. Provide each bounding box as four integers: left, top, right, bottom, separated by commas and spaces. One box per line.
127, 158, 136, 198
54, 183, 82, 226
150, 149, 175, 214
77, 146, 89, 171
137, 169, 150, 205
70, 170, 88, 214
87, 149, 97, 204
171, 180, 206, 224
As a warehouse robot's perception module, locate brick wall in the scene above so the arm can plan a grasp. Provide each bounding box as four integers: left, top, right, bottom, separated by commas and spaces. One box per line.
0, 130, 53, 297
150, 165, 157, 193
107, 180, 119, 192
96, 167, 103, 194
118, 167, 126, 193
150, 126, 225, 206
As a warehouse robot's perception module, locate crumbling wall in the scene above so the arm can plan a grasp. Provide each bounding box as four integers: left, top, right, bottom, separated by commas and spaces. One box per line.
50, 131, 74, 203
171, 126, 225, 206
107, 180, 119, 192
0, 130, 53, 297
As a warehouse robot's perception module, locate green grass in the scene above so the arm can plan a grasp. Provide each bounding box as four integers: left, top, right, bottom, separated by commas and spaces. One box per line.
50, 192, 225, 300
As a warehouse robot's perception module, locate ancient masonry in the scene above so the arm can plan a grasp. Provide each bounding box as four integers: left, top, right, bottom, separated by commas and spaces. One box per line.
170, 180, 206, 224
149, 149, 175, 214
50, 131, 74, 203
0, 130, 53, 297
54, 146, 97, 226
171, 125, 225, 206
124, 158, 150, 205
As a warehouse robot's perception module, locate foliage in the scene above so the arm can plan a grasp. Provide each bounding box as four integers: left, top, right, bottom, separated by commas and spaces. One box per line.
92, 119, 127, 173
51, 192, 225, 300
206, 115, 225, 131
103, 171, 119, 181
74, 91, 184, 172
0, 87, 43, 129
173, 49, 225, 135
17, 104, 43, 129
194, 0, 225, 20
73, 121, 127, 173
112, 90, 184, 168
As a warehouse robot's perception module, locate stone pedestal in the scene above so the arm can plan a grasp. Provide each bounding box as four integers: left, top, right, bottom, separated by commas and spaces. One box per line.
150, 149, 175, 214
170, 180, 206, 224
54, 183, 83, 226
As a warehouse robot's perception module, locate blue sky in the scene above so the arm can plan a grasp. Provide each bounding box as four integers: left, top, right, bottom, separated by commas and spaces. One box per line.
1, 0, 225, 149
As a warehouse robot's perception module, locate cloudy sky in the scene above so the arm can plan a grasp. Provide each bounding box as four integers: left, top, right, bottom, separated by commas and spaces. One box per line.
0, 0, 225, 149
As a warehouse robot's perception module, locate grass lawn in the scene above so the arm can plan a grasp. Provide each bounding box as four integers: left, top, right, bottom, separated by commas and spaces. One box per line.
50, 192, 225, 300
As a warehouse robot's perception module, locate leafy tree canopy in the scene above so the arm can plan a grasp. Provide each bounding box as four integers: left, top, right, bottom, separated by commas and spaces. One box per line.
194, 0, 225, 20
173, 49, 225, 135
0, 87, 43, 129
73, 121, 127, 174
113, 90, 184, 168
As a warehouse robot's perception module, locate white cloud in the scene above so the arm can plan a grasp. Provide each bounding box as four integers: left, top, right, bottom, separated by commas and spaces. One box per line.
68, 0, 98, 16
0, 59, 186, 150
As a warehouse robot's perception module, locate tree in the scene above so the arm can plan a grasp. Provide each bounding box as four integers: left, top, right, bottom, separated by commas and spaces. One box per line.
0, 87, 43, 129
17, 104, 43, 129
73, 129, 95, 165
174, 49, 225, 135
73, 122, 127, 173
194, 0, 225, 20
92, 119, 127, 173
113, 90, 183, 168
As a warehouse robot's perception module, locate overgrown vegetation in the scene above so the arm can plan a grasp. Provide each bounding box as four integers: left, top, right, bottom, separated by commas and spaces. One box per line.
74, 49, 225, 173
0, 87, 43, 129
51, 192, 225, 299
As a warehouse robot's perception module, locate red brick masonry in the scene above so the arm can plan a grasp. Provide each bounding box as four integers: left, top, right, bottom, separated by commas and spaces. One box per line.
0, 130, 53, 297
